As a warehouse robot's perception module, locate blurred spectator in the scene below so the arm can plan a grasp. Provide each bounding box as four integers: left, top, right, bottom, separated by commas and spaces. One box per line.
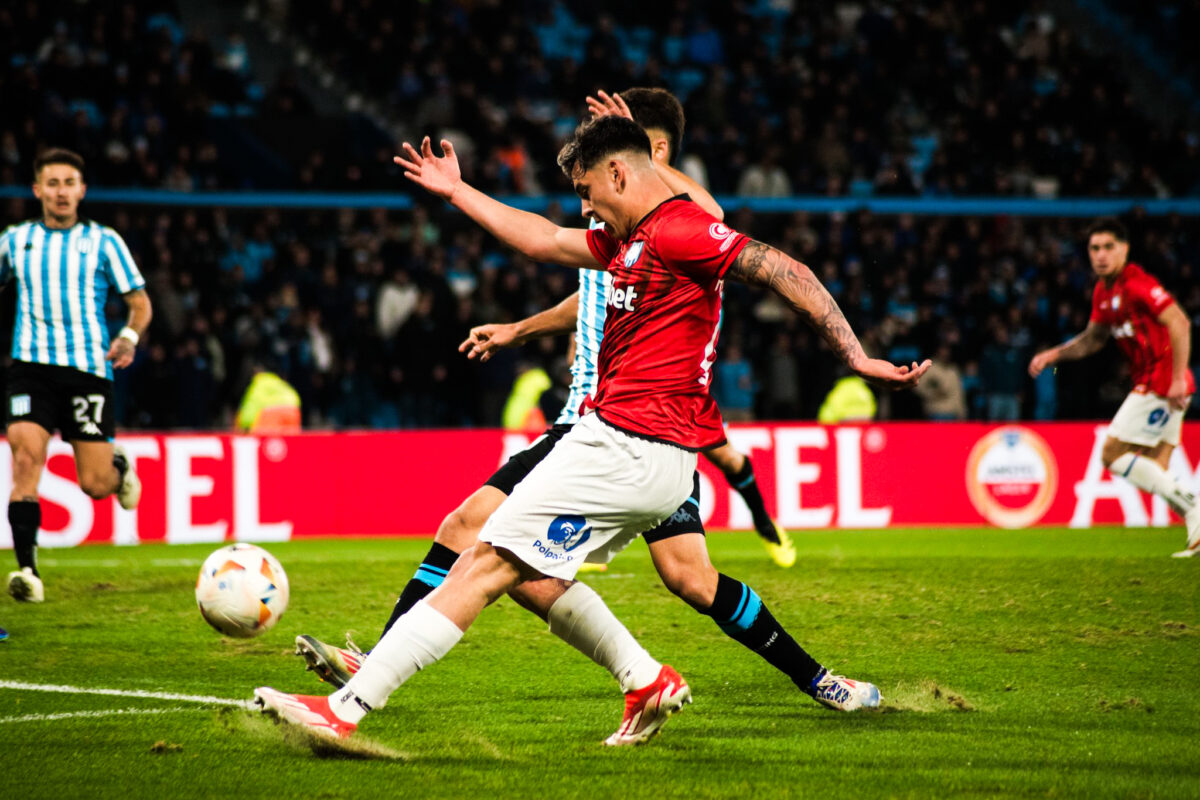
980, 325, 1025, 421
713, 342, 757, 422
914, 345, 967, 420
818, 373, 877, 424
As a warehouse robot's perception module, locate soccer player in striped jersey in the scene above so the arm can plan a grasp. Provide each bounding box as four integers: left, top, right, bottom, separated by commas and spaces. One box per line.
1, 149, 151, 602
1030, 218, 1197, 556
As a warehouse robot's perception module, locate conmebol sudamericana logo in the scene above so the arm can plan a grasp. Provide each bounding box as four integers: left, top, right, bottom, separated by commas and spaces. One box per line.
965, 427, 1058, 528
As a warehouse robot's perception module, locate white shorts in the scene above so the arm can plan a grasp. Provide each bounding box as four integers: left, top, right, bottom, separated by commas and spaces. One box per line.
479, 413, 696, 580
1108, 391, 1185, 447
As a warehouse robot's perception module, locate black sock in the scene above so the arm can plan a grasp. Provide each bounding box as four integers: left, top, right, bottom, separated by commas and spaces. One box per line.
9, 501, 41, 577
704, 573, 823, 693
378, 542, 460, 642
725, 458, 778, 543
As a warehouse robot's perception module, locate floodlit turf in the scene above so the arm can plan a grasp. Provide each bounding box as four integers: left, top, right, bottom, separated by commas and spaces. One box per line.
1, 528, 1198, 799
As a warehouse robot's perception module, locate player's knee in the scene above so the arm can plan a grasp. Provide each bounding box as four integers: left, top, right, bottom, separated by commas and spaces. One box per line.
77, 471, 114, 499
435, 506, 482, 551
662, 567, 717, 610
10, 447, 44, 479
1101, 441, 1127, 470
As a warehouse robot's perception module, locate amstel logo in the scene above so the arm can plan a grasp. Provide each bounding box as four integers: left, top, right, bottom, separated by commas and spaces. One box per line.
965, 427, 1058, 528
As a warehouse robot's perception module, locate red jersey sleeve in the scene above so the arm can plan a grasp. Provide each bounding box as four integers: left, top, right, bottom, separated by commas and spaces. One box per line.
586, 226, 619, 266
1128, 272, 1175, 318
654, 206, 749, 281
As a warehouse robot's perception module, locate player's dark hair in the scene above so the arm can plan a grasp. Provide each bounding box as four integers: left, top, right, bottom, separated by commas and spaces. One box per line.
620, 87, 685, 165
1085, 217, 1128, 243
33, 148, 85, 181
558, 116, 652, 178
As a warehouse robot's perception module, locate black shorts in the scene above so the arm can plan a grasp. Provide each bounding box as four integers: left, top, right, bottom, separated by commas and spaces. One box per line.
643, 472, 706, 543
485, 424, 573, 495
6, 361, 115, 441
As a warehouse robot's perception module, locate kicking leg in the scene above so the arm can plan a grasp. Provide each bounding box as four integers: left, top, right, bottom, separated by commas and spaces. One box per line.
257, 541, 526, 738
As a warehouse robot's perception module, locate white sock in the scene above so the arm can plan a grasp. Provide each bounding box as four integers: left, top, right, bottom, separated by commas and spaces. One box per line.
1109, 453, 1197, 515
547, 582, 661, 693
330, 600, 463, 723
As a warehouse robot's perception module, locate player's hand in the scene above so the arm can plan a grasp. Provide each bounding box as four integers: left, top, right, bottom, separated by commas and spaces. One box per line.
106, 336, 136, 369
394, 136, 462, 201
853, 358, 931, 390
1028, 349, 1057, 378
586, 90, 633, 121
1166, 376, 1193, 411
459, 323, 520, 362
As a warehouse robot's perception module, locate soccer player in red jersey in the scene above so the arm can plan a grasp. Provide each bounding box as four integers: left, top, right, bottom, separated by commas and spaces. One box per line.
255, 116, 928, 743
1030, 218, 1198, 556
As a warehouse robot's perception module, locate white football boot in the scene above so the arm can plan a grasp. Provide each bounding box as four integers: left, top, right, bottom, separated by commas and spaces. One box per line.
1170, 505, 1200, 558
7, 567, 44, 603
112, 444, 142, 510
810, 669, 882, 711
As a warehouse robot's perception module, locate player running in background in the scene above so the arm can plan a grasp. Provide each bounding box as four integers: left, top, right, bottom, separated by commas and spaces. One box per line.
257, 116, 927, 743
1029, 218, 1198, 556
0, 148, 149, 602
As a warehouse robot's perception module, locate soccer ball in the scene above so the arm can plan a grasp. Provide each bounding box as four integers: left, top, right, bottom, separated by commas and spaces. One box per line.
195, 544, 289, 638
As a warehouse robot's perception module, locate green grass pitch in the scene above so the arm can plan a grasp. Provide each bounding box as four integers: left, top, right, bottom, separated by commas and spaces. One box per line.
1, 528, 1197, 799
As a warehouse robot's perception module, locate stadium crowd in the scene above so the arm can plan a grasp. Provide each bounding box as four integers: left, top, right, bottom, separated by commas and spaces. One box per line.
1, 195, 1195, 430
2, 0, 1199, 429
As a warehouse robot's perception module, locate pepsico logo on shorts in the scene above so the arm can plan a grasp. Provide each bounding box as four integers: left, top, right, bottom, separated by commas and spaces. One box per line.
546, 514, 592, 552
965, 427, 1058, 528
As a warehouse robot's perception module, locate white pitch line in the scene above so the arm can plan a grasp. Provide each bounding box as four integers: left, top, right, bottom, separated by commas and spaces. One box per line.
0, 707, 199, 724
0, 680, 254, 708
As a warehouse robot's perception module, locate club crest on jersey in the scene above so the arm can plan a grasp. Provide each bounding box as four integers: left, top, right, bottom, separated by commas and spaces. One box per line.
709, 222, 736, 252
546, 514, 591, 552
1111, 295, 1121, 310
623, 241, 644, 267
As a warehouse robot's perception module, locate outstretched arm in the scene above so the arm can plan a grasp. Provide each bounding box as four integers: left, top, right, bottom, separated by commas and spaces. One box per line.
727, 241, 930, 389
396, 137, 596, 269
460, 293, 581, 362
1029, 321, 1110, 377
586, 91, 723, 220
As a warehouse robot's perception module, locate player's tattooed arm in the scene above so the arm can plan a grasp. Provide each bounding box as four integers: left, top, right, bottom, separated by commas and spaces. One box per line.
729, 240, 930, 388
1030, 321, 1110, 376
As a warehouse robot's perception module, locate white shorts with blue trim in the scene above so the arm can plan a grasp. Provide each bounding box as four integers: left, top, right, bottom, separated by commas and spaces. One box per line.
1108, 390, 1185, 448
478, 413, 696, 580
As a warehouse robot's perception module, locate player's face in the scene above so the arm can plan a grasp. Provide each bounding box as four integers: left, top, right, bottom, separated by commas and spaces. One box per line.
1088, 232, 1128, 278
573, 161, 628, 238
33, 164, 86, 224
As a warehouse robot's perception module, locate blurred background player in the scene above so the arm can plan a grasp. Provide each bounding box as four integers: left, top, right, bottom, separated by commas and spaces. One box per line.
1029, 218, 1197, 556
1, 148, 150, 602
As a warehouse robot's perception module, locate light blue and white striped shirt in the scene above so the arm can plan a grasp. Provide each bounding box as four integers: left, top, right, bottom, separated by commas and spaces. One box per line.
0, 219, 146, 380
555, 264, 611, 425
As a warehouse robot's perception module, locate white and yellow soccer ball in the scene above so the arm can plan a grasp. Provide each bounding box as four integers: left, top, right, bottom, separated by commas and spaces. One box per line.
195, 544, 289, 638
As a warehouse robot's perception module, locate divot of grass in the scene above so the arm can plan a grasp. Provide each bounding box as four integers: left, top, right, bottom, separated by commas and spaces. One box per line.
218, 706, 409, 761
875, 680, 976, 713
